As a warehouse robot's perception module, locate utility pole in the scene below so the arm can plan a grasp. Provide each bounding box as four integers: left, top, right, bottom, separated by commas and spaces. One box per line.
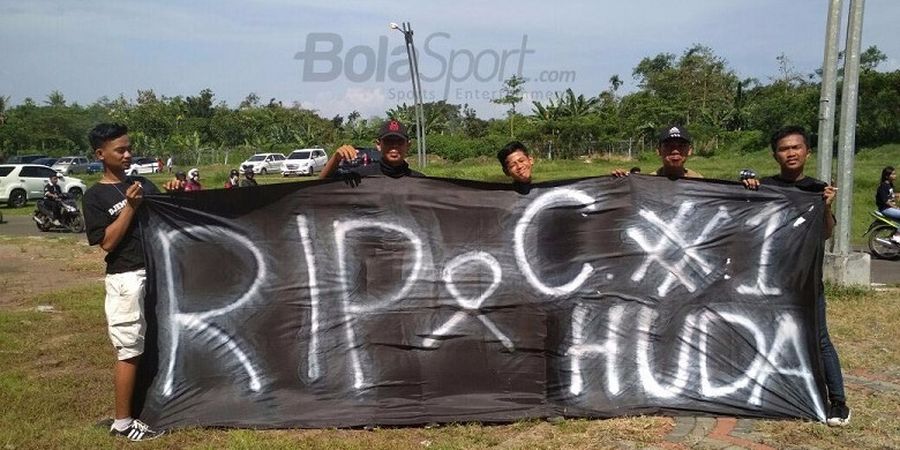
816, 0, 843, 184
833, 0, 865, 256
391, 22, 427, 168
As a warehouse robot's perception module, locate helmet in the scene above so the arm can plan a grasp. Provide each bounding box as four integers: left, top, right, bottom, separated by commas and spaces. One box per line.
229, 169, 239, 177
175, 170, 187, 180
188, 168, 199, 180
243, 167, 255, 176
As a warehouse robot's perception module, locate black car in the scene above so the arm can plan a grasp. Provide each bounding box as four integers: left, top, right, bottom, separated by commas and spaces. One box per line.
5, 154, 49, 164
31, 157, 59, 168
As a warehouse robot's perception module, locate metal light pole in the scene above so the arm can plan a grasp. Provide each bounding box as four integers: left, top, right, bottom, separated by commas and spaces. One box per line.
390, 22, 427, 168
817, 0, 844, 254
816, 0, 843, 184
833, 0, 866, 256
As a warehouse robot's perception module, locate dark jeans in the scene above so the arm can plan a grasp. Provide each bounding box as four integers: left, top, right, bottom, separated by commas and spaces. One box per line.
817, 291, 846, 404
40, 199, 60, 220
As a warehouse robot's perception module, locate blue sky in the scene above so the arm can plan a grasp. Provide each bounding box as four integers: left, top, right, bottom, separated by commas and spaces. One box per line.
1, 0, 898, 119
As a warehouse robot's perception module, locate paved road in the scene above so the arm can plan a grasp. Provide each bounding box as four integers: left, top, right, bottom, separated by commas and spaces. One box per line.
2, 215, 898, 285
0, 214, 85, 237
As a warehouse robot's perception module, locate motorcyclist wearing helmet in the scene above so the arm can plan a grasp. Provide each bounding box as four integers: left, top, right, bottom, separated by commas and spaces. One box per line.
43, 173, 64, 225
240, 167, 258, 187
224, 169, 240, 189
185, 168, 202, 192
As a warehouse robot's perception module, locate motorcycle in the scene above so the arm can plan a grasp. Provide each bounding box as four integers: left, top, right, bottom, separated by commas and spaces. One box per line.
864, 210, 900, 260
33, 195, 85, 233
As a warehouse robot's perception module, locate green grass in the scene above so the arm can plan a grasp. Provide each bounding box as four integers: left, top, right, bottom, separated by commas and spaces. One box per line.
0, 283, 672, 448
1, 213, 899, 448
2, 280, 897, 449
3, 144, 899, 244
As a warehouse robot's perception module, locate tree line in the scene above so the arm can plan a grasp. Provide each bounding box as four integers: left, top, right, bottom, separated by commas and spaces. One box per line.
1, 44, 897, 164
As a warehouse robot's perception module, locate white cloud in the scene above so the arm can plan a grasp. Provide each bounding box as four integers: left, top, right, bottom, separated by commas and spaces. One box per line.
305, 86, 387, 118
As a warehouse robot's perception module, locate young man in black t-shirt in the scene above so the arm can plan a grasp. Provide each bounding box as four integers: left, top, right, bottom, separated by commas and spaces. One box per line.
743, 125, 849, 426
82, 123, 165, 441
42, 173, 64, 224
318, 119, 424, 180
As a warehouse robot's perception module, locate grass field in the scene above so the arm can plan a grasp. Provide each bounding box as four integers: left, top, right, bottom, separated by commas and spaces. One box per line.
3, 144, 899, 243
2, 145, 899, 448
1, 227, 899, 447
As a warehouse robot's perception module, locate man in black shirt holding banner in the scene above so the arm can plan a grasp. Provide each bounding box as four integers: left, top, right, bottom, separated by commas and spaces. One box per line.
82, 123, 165, 441
743, 125, 850, 427
319, 119, 424, 180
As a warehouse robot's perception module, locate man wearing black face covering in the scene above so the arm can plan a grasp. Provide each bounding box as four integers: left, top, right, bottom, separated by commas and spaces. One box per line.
319, 119, 424, 181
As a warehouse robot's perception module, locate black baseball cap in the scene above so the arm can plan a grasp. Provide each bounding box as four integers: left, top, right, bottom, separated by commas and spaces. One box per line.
378, 119, 409, 140
658, 125, 692, 145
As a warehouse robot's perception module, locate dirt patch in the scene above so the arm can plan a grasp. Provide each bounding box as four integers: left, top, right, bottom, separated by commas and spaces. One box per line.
0, 236, 105, 308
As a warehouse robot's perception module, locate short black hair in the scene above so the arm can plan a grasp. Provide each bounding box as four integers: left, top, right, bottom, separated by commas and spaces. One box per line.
497, 141, 528, 174
770, 125, 810, 152
89, 123, 128, 150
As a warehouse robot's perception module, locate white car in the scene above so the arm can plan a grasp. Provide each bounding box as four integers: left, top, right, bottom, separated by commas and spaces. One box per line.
241, 153, 285, 175
282, 148, 328, 176
0, 164, 87, 208
128, 157, 160, 175
51, 156, 91, 175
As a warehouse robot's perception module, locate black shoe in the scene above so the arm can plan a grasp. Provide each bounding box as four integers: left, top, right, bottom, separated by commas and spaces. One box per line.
826, 402, 851, 427
110, 419, 165, 441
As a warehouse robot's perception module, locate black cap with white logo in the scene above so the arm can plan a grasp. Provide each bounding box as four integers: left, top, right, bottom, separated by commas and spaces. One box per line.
658, 125, 692, 144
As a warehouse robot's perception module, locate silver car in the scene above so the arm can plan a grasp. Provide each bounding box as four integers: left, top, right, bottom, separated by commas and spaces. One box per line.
51, 156, 91, 175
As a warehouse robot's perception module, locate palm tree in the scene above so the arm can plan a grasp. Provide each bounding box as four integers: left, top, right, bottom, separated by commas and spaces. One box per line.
549, 89, 600, 118
45, 90, 66, 107
609, 75, 623, 92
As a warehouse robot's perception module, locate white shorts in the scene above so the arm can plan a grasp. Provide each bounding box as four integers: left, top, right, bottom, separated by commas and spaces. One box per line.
104, 269, 147, 360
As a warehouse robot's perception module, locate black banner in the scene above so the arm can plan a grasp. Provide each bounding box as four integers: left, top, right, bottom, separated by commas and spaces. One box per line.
135, 175, 827, 429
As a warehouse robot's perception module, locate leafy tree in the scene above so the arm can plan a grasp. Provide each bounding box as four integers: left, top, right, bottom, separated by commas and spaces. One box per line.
492, 75, 526, 137
0, 95, 9, 126
860, 45, 887, 72
239, 92, 260, 109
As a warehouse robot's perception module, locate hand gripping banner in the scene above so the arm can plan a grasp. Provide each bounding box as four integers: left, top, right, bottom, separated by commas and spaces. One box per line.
134, 175, 827, 429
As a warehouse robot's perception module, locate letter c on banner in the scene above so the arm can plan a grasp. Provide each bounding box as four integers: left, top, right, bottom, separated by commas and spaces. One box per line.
514, 188, 595, 296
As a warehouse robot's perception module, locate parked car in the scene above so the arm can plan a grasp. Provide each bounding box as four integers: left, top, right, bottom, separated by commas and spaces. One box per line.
241, 153, 286, 174
52, 156, 91, 175
0, 164, 87, 208
86, 161, 103, 174
31, 157, 59, 168
4, 154, 48, 164
128, 157, 160, 175
282, 148, 328, 176
335, 147, 382, 176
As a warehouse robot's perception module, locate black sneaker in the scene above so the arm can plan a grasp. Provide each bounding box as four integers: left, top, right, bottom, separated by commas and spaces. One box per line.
110, 419, 165, 441
826, 402, 851, 427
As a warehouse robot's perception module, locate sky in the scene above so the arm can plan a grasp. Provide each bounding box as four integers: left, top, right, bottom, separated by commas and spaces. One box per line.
1, 0, 898, 119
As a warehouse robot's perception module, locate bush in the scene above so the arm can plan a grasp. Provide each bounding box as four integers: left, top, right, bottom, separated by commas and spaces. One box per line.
425, 134, 511, 162
725, 130, 766, 154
